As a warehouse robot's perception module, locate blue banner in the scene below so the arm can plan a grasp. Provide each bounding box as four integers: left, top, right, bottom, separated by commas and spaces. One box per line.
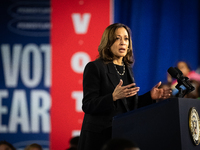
0, 0, 51, 149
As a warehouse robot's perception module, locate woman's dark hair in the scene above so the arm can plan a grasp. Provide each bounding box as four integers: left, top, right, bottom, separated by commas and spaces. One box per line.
97, 23, 134, 66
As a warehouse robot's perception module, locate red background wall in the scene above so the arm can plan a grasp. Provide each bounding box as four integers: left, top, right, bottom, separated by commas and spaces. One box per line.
51, 0, 112, 149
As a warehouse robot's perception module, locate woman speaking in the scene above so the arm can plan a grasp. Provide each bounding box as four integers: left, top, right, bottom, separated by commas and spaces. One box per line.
77, 23, 171, 150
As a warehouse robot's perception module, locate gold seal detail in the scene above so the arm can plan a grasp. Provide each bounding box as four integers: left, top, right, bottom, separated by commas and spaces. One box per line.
189, 107, 200, 145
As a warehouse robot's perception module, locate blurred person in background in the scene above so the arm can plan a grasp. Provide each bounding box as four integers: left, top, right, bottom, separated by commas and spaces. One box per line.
66, 136, 79, 150
184, 80, 200, 99
24, 143, 42, 150
168, 61, 200, 84
168, 61, 200, 97
176, 61, 200, 81
0, 141, 16, 150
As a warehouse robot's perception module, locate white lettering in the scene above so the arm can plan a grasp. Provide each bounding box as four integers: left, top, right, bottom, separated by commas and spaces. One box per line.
0, 90, 8, 133
1, 44, 22, 87
21, 44, 42, 87
8, 90, 29, 133
71, 91, 83, 112
72, 130, 81, 137
31, 90, 51, 133
41, 44, 51, 87
0, 42, 52, 134
0, 90, 51, 133
1, 44, 51, 88
71, 52, 90, 73
72, 13, 91, 34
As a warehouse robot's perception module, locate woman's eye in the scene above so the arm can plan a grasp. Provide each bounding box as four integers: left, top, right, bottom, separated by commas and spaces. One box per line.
125, 38, 129, 40
115, 37, 129, 41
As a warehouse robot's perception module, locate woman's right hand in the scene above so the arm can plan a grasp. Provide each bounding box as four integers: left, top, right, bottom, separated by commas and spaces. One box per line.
112, 79, 140, 101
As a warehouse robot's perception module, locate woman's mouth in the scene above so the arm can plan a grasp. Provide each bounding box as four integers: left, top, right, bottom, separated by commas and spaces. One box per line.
119, 48, 126, 52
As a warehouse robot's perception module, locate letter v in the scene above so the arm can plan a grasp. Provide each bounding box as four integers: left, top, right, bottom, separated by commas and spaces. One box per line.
71, 13, 91, 34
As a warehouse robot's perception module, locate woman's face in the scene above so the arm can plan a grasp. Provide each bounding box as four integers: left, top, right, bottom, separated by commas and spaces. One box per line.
110, 27, 129, 60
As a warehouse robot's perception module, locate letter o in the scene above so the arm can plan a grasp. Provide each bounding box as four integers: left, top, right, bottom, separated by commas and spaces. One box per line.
71, 52, 91, 73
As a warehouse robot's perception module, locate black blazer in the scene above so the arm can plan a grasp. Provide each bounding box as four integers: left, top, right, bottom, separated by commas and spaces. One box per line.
81, 59, 152, 133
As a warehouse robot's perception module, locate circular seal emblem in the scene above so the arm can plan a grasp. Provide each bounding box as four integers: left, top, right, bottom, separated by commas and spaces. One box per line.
189, 107, 200, 145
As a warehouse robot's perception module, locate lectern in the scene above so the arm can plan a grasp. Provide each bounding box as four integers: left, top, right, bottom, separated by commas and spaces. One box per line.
112, 98, 200, 150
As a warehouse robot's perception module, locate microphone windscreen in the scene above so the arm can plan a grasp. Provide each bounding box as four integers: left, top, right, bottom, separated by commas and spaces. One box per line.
167, 67, 179, 79
174, 67, 183, 75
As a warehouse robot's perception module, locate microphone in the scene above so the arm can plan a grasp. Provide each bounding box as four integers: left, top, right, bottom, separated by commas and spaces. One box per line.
167, 67, 180, 79
167, 66, 195, 97
174, 67, 183, 75
173, 67, 195, 91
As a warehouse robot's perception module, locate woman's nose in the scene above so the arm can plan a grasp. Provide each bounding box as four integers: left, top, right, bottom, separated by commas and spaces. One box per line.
120, 39, 125, 44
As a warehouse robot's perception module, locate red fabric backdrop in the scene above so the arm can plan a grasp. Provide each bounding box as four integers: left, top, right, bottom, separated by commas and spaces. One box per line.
51, 0, 112, 149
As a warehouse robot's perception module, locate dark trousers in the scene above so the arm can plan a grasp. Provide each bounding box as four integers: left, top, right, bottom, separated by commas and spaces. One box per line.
77, 127, 112, 150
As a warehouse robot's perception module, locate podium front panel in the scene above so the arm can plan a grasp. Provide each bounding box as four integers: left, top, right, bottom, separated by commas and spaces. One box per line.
112, 98, 200, 150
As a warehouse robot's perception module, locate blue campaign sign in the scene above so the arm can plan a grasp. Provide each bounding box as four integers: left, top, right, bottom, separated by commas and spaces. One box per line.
0, 0, 51, 149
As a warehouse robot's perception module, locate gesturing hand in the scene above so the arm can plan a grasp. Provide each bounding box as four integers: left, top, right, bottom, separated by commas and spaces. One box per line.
112, 79, 140, 101
150, 81, 172, 100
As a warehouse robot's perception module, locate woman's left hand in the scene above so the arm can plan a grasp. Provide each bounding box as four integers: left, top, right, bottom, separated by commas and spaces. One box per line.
150, 81, 172, 100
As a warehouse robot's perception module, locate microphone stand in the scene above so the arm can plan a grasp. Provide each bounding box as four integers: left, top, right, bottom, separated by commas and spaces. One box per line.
175, 82, 188, 98
175, 77, 195, 98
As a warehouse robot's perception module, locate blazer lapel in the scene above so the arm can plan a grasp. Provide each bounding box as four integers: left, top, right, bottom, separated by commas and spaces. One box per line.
126, 66, 135, 83
107, 63, 130, 112
107, 63, 120, 88
127, 66, 139, 107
